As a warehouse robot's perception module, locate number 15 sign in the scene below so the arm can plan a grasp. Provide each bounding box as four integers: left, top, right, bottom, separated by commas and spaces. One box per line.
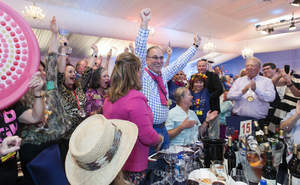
240, 120, 252, 137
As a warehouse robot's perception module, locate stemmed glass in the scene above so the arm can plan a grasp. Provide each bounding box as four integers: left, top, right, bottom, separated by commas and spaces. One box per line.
163, 153, 176, 184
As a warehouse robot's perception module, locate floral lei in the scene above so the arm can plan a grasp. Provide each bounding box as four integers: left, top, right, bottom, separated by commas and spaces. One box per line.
190, 73, 208, 81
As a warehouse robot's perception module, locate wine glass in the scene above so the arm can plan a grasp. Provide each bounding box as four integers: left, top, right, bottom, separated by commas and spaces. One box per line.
225, 126, 234, 139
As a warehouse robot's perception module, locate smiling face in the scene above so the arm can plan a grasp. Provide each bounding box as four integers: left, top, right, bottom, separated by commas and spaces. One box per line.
263, 65, 276, 79
64, 65, 76, 89
246, 58, 260, 79
146, 47, 164, 74
192, 79, 205, 92
76, 60, 87, 75
99, 70, 110, 89
197, 60, 208, 74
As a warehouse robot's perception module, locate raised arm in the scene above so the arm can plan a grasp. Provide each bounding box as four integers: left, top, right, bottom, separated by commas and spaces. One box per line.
129, 42, 135, 54
48, 16, 59, 54
135, 8, 151, 70
164, 46, 172, 67
87, 44, 98, 69
18, 72, 45, 124
281, 70, 300, 97
104, 49, 112, 70
163, 34, 200, 82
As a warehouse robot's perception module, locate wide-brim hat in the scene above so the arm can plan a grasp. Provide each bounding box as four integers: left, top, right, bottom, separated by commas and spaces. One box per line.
65, 114, 138, 185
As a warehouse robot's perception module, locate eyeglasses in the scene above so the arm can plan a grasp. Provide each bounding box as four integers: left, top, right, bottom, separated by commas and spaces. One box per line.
147, 56, 164, 60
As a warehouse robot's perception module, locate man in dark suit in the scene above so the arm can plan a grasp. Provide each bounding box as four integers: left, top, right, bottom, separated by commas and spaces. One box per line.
193, 59, 224, 138
197, 59, 224, 112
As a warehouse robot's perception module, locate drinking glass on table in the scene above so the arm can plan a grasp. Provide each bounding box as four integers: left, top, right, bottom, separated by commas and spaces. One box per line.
245, 149, 265, 183
230, 168, 248, 184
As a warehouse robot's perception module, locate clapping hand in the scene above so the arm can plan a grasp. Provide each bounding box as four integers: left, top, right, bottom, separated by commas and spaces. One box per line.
0, 136, 22, 156
206, 110, 218, 123
250, 79, 256, 91
30, 72, 45, 95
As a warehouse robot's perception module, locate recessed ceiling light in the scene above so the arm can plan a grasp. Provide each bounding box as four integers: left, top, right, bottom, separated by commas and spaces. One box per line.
248, 18, 259, 23
271, 9, 283, 15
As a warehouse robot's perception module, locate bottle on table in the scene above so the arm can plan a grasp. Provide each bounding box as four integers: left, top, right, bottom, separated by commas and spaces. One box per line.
263, 126, 269, 144
224, 136, 236, 175
259, 179, 267, 185
291, 150, 300, 185
276, 129, 288, 185
254, 121, 264, 144
174, 154, 186, 182
261, 143, 277, 185
289, 144, 298, 177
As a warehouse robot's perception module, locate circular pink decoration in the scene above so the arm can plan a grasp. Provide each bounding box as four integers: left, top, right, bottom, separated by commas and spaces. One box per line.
21, 42, 27, 47
19, 35, 25, 41
3, 43, 8, 48
16, 28, 21, 34
16, 69, 22, 74
0, 1, 40, 109
4, 48, 8, 53
5, 79, 12, 85
4, 15, 10, 21
11, 22, 16, 27
20, 63, 25, 68
21, 56, 27, 61
0, 63, 3, 68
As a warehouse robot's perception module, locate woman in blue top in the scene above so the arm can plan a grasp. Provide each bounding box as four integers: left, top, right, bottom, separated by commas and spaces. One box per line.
189, 73, 211, 123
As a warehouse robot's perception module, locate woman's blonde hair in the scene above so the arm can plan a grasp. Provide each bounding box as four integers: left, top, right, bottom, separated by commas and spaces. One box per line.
174, 87, 189, 105
108, 52, 141, 103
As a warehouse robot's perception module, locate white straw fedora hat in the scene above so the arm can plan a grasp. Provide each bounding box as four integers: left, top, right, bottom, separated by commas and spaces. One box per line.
65, 114, 138, 185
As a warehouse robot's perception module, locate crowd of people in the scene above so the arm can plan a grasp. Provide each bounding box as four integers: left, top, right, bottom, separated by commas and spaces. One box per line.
1, 7, 300, 185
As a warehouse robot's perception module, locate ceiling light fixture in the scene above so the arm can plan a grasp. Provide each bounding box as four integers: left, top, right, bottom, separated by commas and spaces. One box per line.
22, 2, 45, 20
242, 48, 254, 59
291, 0, 300, 7
255, 14, 299, 34
203, 41, 216, 53
289, 13, 297, 31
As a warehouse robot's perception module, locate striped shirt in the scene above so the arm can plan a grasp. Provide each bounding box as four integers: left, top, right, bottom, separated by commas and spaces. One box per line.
135, 28, 197, 124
